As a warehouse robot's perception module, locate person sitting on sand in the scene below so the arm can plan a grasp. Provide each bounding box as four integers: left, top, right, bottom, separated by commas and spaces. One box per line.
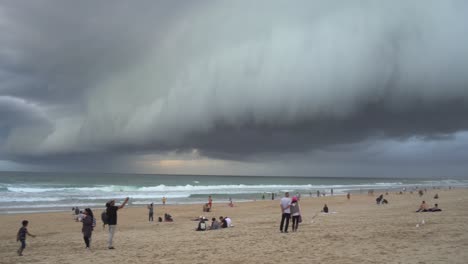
164, 213, 173, 222
428, 203, 442, 212
210, 217, 220, 230
434, 193, 439, 199
322, 204, 329, 213
416, 201, 428, 212
203, 203, 211, 212
219, 216, 228, 228
376, 194, 384, 204
196, 217, 207, 231
225, 216, 232, 227
381, 199, 388, 204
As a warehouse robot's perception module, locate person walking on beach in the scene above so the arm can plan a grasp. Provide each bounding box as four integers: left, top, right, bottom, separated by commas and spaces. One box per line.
347, 192, 351, 200
106, 197, 129, 249
162, 196, 167, 205
279, 192, 292, 233
148, 203, 154, 222
290, 196, 301, 232
16, 220, 35, 256
81, 208, 94, 250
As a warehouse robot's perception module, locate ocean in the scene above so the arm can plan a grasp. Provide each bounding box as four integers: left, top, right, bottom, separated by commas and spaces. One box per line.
0, 171, 466, 214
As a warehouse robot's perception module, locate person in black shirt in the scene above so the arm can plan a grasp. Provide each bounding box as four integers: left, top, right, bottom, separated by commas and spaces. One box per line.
106, 197, 129, 249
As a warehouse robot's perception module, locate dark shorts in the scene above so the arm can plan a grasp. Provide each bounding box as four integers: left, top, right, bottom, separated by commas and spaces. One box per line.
20, 240, 26, 249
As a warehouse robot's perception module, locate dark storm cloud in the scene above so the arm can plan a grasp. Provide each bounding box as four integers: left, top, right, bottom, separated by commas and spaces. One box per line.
1, 0, 468, 168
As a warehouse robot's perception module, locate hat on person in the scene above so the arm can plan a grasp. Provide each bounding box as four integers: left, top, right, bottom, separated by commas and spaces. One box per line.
292, 196, 298, 202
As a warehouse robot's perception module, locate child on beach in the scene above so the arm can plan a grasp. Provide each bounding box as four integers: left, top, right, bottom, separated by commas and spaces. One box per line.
16, 220, 36, 256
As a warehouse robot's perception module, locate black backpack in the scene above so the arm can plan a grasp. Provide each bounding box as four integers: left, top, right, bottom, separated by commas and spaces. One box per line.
101, 211, 109, 226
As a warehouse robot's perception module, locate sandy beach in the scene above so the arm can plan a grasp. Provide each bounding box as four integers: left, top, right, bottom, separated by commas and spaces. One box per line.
0, 188, 467, 264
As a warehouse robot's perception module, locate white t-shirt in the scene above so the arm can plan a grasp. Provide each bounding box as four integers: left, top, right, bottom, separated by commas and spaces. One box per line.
225, 217, 232, 227
280, 197, 292, 214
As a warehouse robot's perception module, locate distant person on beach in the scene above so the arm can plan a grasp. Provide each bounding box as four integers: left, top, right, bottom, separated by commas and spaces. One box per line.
162, 196, 167, 205
272, 192, 275, 200
147, 203, 154, 222
331, 188, 333, 196
106, 197, 129, 249
347, 193, 351, 200
322, 204, 329, 213
290, 196, 301, 232
317, 190, 320, 197
164, 213, 173, 222
376, 194, 384, 204
74, 207, 80, 221
279, 192, 292, 233
262, 193, 265, 200
428, 203, 442, 212
81, 208, 94, 250
208, 195, 213, 209
416, 201, 428, 212
16, 220, 35, 256
434, 193, 439, 199
229, 197, 234, 207
203, 203, 211, 212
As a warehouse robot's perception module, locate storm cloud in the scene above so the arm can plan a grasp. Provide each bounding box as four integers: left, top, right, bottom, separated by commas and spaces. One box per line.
1, 0, 468, 174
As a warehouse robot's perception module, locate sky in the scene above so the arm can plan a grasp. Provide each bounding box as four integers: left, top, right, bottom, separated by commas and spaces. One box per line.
1, 0, 468, 177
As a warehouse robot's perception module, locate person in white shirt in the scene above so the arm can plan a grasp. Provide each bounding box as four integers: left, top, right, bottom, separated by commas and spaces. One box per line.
279, 192, 292, 233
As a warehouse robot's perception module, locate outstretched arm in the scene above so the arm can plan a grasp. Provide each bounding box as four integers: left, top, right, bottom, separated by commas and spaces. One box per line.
27, 230, 36, 238
119, 197, 130, 209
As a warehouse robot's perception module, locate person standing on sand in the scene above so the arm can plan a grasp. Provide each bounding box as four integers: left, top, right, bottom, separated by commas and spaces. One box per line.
16, 220, 35, 256
81, 208, 94, 250
290, 196, 301, 232
208, 195, 213, 209
148, 203, 154, 222
347, 193, 351, 200
279, 192, 292, 233
106, 197, 129, 249
162, 196, 167, 205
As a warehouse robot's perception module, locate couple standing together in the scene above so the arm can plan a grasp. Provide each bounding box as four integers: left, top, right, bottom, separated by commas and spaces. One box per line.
280, 192, 301, 233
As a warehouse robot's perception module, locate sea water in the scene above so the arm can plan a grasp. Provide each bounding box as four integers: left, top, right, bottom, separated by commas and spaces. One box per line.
0, 171, 466, 214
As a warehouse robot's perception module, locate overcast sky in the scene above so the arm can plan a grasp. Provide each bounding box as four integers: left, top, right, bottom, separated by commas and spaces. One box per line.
1, 0, 468, 177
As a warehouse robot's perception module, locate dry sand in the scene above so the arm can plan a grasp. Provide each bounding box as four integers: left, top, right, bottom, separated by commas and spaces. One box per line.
1, 189, 467, 264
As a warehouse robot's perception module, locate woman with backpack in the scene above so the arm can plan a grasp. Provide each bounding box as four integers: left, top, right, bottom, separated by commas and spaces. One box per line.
81, 208, 95, 250
290, 196, 302, 232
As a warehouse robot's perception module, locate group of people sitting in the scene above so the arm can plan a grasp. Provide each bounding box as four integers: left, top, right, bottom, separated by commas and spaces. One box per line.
376, 194, 389, 205
195, 216, 232, 231
416, 201, 442, 212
